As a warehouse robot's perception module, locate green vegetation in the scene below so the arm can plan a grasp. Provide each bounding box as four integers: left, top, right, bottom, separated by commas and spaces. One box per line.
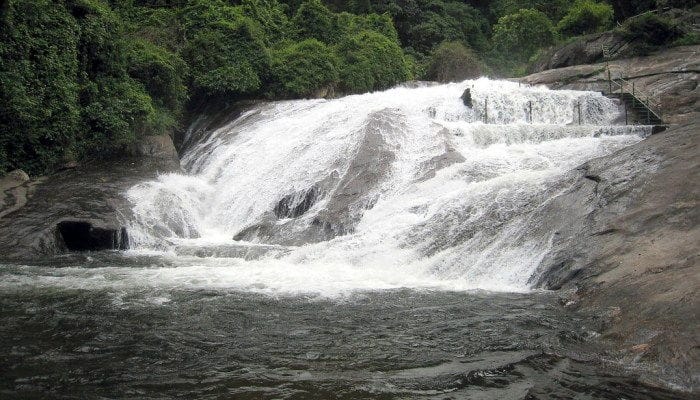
557, 0, 614, 36
620, 11, 684, 54
426, 41, 485, 83
493, 9, 556, 63
0, 0, 696, 175
269, 39, 339, 98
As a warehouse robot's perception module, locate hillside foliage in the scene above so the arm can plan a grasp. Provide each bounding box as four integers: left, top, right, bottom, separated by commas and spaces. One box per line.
0, 0, 695, 175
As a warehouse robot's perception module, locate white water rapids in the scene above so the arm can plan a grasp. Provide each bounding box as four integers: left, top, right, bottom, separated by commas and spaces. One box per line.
122, 78, 650, 296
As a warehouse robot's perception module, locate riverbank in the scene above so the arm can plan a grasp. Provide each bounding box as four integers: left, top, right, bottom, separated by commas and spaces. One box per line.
522, 45, 699, 391
0, 45, 697, 396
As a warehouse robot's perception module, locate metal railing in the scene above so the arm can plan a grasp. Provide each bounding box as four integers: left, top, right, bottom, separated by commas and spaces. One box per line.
604, 63, 664, 124
609, 76, 663, 120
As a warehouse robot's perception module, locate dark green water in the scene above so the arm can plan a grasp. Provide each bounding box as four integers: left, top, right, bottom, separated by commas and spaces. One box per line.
0, 255, 692, 399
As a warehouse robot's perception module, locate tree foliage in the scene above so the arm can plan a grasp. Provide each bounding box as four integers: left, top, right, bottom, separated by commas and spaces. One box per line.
426, 41, 484, 83
557, 0, 614, 36
621, 11, 684, 54
493, 9, 556, 62
292, 0, 335, 43
337, 30, 410, 94
269, 39, 340, 97
0, 0, 80, 174
2, 0, 694, 175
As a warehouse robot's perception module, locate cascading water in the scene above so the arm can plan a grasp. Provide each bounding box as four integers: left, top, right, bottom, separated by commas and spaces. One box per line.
125, 78, 650, 296
6, 78, 693, 400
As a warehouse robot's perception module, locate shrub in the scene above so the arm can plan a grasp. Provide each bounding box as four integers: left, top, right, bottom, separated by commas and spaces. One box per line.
126, 39, 188, 114
292, 0, 335, 43
180, 0, 242, 33
557, 0, 614, 37
335, 12, 399, 43
621, 12, 684, 54
268, 39, 340, 97
78, 76, 156, 155
426, 41, 484, 83
336, 30, 411, 93
605, 0, 656, 20
489, 0, 572, 23
241, 0, 290, 44
673, 32, 700, 46
182, 18, 270, 98
493, 9, 556, 63
0, 0, 81, 174
121, 7, 185, 52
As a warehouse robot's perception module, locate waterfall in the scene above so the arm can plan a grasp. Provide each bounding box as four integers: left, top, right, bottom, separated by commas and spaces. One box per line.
125, 78, 650, 295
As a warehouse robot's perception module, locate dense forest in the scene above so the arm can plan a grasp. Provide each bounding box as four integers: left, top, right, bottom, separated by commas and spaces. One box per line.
0, 0, 697, 175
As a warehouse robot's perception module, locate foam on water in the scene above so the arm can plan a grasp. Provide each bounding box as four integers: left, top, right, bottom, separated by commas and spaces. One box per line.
13, 79, 653, 297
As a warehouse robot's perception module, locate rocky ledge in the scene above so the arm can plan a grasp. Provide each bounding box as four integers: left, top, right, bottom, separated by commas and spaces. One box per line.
522, 45, 699, 125
524, 46, 699, 391
0, 135, 180, 260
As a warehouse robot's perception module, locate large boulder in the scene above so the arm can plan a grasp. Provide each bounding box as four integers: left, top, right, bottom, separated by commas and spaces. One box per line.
233, 110, 398, 245
129, 134, 179, 160
521, 44, 700, 390
528, 122, 699, 390
0, 153, 181, 260
521, 45, 699, 125
530, 31, 633, 73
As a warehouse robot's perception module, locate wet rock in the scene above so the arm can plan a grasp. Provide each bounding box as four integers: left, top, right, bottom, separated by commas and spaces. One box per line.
522, 45, 699, 125
232, 110, 398, 245
414, 128, 466, 183
2, 169, 30, 185
1, 170, 34, 220
311, 85, 335, 99
0, 156, 181, 260
56, 221, 128, 251
130, 134, 179, 161
461, 88, 473, 108
529, 122, 699, 390
530, 31, 632, 73
174, 243, 290, 259
274, 187, 319, 219
520, 45, 700, 390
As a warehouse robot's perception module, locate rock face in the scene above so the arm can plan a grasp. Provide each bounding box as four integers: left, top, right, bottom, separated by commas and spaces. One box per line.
522, 45, 699, 125
233, 110, 398, 245
0, 154, 180, 260
129, 134, 179, 159
530, 9, 699, 74
531, 31, 632, 73
530, 122, 699, 390
523, 47, 700, 390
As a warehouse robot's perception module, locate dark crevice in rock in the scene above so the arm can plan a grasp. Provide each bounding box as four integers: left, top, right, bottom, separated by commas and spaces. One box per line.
591, 228, 619, 236
274, 187, 318, 219
56, 221, 128, 252
584, 174, 602, 183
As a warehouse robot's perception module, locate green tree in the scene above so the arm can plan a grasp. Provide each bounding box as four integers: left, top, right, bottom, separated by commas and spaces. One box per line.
335, 12, 399, 43
182, 18, 270, 99
241, 0, 290, 44
125, 39, 188, 127
0, 0, 80, 174
557, 0, 614, 36
71, 0, 158, 156
426, 41, 484, 83
336, 30, 411, 93
493, 8, 556, 62
292, 0, 335, 43
488, 0, 572, 23
269, 39, 340, 97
